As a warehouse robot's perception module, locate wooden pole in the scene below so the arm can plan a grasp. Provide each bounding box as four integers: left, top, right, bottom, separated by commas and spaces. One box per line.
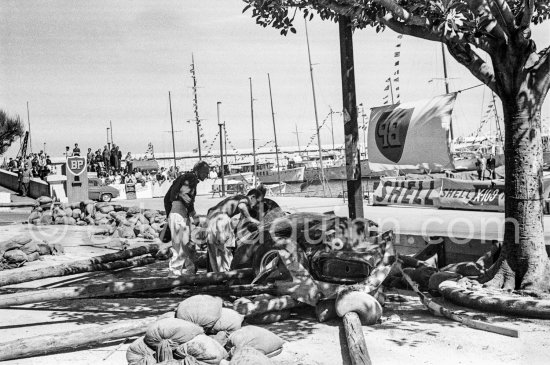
343, 312, 373, 365
191, 53, 202, 159
0, 268, 253, 308
399, 263, 519, 337
217, 101, 225, 196
0, 244, 162, 287
305, 19, 326, 196
339, 16, 364, 219
95, 284, 276, 299
169, 91, 177, 171
249, 77, 257, 186
26, 101, 32, 154
234, 295, 304, 317
267, 73, 282, 186
0, 314, 161, 361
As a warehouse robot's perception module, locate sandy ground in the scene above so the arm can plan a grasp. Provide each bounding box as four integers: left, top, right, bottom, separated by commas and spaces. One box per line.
1, 197, 550, 364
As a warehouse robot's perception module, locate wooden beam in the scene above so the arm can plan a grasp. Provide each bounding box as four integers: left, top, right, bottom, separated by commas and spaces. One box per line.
343, 312, 372, 365
339, 16, 364, 219
0, 314, 162, 361
0, 244, 163, 287
0, 268, 254, 308
234, 295, 304, 317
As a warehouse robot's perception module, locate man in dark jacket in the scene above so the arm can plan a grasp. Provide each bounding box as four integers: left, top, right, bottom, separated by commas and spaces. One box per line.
102, 146, 110, 172
163, 161, 210, 275
486, 154, 496, 180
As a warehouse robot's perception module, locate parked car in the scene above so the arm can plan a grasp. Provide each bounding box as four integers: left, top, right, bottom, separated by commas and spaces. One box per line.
88, 178, 120, 202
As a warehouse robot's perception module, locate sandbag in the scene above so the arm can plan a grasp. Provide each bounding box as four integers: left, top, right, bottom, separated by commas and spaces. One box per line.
3, 249, 28, 264
20, 240, 40, 255
176, 295, 223, 331
99, 205, 114, 214
127, 206, 142, 215
40, 213, 53, 225
136, 213, 149, 225
409, 265, 438, 290
85, 203, 95, 216
76, 220, 87, 226
428, 271, 461, 291
230, 346, 273, 365
37, 196, 53, 205
126, 336, 156, 365
54, 208, 67, 218
210, 331, 229, 347
335, 291, 382, 325
174, 334, 228, 364
144, 318, 204, 362
212, 308, 244, 334
442, 262, 483, 277
37, 243, 52, 256
246, 310, 290, 325
26, 251, 41, 262
1, 235, 32, 249
227, 326, 284, 357
118, 226, 136, 239
64, 207, 73, 217
71, 208, 82, 219
144, 210, 158, 220
28, 210, 42, 222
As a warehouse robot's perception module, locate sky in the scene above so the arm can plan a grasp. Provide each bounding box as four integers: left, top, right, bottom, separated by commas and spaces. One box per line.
1, 0, 549, 159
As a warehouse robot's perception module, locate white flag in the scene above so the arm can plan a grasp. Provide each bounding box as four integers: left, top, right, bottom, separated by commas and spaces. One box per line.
367, 94, 456, 172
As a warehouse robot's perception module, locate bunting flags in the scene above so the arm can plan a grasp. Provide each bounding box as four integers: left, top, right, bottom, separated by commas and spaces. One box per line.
382, 35, 403, 105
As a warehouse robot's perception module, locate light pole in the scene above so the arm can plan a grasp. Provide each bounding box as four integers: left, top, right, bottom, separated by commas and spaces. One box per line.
110, 120, 114, 146
358, 104, 367, 157
217, 102, 225, 197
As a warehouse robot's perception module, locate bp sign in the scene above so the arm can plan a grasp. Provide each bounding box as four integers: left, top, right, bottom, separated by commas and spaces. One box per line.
67, 156, 87, 176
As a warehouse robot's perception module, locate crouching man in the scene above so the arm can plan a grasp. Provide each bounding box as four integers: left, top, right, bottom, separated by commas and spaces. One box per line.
163, 161, 210, 276
206, 186, 266, 272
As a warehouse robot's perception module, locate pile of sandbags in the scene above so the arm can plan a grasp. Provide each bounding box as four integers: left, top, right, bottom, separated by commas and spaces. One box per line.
0, 234, 63, 271
28, 198, 167, 240
127, 295, 284, 365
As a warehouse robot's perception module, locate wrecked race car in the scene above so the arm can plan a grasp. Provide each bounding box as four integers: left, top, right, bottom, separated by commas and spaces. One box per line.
231, 212, 396, 306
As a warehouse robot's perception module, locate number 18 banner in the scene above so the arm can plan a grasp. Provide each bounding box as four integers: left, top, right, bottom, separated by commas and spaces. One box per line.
367, 93, 456, 172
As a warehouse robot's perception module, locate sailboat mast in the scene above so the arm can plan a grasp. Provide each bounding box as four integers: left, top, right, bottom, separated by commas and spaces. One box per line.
305, 20, 326, 194
249, 77, 257, 185
26, 102, 32, 154
388, 78, 395, 104
267, 73, 281, 186
293, 124, 302, 154
191, 54, 202, 159
441, 44, 455, 140
168, 91, 177, 171
491, 92, 504, 143
329, 107, 336, 152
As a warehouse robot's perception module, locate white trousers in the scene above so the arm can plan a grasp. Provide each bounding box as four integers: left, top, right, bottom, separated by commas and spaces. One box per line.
168, 212, 195, 275
206, 213, 234, 273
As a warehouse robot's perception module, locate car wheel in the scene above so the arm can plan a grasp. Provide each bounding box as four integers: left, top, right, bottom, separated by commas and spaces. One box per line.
101, 193, 112, 202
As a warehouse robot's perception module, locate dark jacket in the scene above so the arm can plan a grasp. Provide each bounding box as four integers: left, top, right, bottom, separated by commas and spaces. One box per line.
163, 172, 199, 216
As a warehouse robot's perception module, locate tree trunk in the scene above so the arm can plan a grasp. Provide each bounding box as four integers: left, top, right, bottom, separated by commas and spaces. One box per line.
484, 78, 550, 292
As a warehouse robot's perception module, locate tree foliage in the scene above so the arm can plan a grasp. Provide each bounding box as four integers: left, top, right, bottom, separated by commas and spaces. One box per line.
243, 0, 550, 99
0, 109, 24, 155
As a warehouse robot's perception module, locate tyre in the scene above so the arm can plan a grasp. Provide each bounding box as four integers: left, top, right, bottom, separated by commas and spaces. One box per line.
101, 193, 112, 202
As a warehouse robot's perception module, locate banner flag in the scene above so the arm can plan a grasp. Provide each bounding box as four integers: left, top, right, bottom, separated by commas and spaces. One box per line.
439, 178, 504, 211
367, 94, 456, 172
